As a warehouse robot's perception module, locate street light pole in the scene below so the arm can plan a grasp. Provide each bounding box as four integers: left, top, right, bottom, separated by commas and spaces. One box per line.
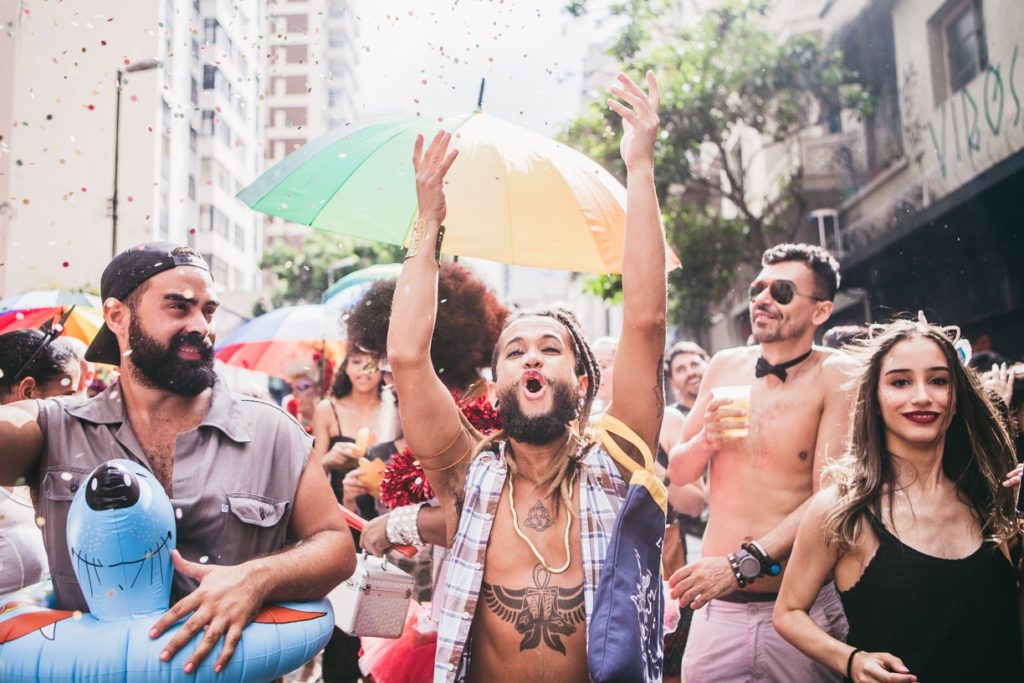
111, 59, 161, 258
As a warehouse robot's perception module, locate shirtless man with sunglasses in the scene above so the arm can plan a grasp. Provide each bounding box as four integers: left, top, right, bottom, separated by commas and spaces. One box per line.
667, 243, 857, 682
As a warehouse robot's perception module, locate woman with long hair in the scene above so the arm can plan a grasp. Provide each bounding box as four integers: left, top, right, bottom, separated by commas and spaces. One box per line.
312, 349, 393, 502
774, 320, 1023, 682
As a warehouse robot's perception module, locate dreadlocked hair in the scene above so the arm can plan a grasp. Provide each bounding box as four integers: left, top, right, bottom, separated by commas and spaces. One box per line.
476, 308, 602, 514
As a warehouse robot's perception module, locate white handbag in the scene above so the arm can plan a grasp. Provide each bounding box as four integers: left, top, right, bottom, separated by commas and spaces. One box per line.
327, 551, 415, 638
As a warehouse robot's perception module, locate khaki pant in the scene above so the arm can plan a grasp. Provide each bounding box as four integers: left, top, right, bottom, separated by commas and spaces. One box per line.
682, 582, 848, 683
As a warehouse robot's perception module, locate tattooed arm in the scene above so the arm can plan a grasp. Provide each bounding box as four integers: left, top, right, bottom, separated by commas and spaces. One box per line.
387, 131, 476, 543
604, 71, 667, 462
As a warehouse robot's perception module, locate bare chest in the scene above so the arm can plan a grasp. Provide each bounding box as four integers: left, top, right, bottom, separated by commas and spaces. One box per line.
470, 480, 588, 681
132, 426, 181, 492
722, 370, 825, 468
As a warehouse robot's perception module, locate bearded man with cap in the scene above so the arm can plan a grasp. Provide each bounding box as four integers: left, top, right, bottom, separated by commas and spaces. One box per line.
0, 242, 355, 676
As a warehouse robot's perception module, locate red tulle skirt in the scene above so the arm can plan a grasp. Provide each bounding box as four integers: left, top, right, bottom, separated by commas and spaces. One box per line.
359, 603, 438, 683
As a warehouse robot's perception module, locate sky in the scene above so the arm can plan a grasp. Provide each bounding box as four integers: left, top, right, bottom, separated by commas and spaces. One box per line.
348, 0, 621, 136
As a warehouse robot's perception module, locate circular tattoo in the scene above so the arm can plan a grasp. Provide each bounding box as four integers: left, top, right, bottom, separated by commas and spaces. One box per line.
524, 500, 553, 532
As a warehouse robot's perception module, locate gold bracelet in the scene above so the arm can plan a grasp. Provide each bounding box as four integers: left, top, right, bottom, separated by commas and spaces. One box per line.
405, 218, 427, 259
405, 219, 446, 263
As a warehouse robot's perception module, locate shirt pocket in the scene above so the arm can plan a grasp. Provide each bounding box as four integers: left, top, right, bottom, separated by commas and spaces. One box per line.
42, 466, 93, 501
225, 493, 289, 528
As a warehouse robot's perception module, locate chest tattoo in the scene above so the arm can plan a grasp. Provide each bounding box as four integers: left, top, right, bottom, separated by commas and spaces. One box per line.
523, 500, 553, 532
481, 564, 585, 654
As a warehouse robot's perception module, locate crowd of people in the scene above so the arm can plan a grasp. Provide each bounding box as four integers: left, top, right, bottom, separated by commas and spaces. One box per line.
1, 70, 1023, 683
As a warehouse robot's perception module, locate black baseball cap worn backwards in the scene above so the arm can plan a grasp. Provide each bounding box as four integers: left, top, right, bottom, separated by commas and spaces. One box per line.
84, 242, 210, 366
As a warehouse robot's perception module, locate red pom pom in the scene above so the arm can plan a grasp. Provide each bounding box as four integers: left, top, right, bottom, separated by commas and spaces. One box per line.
380, 447, 435, 509
379, 395, 500, 510
460, 395, 502, 435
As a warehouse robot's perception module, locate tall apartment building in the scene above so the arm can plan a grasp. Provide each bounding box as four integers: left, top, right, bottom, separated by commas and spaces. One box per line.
262, 0, 358, 247
0, 0, 265, 329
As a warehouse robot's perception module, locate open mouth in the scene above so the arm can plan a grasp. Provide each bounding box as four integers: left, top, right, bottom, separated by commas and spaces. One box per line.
903, 411, 940, 424
521, 372, 546, 400
178, 345, 204, 360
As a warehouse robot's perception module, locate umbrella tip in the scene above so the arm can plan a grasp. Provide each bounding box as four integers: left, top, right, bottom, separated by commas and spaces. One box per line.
476, 77, 486, 112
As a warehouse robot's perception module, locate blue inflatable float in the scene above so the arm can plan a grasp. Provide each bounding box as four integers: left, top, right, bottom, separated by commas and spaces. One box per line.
0, 460, 334, 682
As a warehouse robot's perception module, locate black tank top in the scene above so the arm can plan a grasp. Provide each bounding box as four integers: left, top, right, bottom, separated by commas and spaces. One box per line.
840, 513, 1024, 682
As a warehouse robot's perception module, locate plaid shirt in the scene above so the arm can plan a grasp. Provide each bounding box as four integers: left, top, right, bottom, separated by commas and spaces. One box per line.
433, 441, 627, 682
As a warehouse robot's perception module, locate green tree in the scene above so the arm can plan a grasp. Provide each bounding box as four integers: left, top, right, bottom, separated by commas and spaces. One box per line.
257, 231, 403, 315
564, 0, 870, 333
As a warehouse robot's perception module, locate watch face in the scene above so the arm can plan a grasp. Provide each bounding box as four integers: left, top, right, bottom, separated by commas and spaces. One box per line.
737, 554, 761, 579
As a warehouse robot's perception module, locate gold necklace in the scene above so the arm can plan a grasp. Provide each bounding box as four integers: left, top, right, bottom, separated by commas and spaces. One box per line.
507, 472, 574, 574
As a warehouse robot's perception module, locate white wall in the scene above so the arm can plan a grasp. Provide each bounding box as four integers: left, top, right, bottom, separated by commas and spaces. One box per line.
1, 2, 162, 295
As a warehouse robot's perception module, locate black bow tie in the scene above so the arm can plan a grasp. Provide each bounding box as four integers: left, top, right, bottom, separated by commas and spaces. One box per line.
755, 349, 813, 382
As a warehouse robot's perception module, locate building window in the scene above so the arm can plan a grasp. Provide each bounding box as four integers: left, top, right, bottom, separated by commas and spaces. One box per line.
234, 223, 246, 250
203, 64, 217, 90
272, 106, 307, 127
188, 174, 196, 200
190, 76, 198, 105
204, 18, 219, 45
285, 75, 306, 95
945, 0, 987, 92
210, 207, 229, 236
189, 127, 198, 152
283, 14, 308, 33
202, 110, 214, 135
930, 0, 988, 101
217, 118, 232, 146
285, 44, 308, 64
211, 256, 229, 285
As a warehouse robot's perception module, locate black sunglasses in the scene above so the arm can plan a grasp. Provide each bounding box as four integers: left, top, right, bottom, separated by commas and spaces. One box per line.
749, 280, 825, 306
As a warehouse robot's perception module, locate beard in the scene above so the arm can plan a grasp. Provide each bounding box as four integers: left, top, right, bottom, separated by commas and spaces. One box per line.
751, 307, 807, 344
497, 379, 580, 445
128, 316, 216, 396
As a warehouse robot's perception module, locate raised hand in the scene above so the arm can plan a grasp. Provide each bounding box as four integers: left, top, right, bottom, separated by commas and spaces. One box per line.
412, 130, 459, 226
608, 70, 661, 171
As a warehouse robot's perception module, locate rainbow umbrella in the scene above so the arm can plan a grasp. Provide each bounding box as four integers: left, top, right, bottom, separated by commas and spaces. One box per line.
0, 290, 102, 311
215, 305, 346, 379
0, 306, 104, 344
238, 113, 660, 274
322, 263, 401, 309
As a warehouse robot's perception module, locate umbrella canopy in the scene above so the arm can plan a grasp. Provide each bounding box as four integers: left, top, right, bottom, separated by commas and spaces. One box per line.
322, 263, 402, 304
215, 305, 346, 379
0, 306, 104, 344
239, 113, 665, 274
0, 290, 102, 311
322, 263, 402, 309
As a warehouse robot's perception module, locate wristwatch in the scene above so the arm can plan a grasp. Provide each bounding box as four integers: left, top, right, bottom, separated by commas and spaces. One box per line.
733, 548, 762, 583
743, 540, 782, 577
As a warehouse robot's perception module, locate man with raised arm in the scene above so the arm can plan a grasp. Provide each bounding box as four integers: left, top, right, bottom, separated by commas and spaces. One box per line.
667, 243, 856, 681
0, 243, 354, 675
387, 72, 666, 683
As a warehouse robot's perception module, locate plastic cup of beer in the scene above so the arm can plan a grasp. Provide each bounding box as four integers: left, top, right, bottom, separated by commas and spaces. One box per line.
710, 385, 751, 438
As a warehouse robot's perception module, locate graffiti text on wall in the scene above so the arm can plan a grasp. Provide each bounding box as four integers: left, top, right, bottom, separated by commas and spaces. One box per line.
928, 45, 1021, 179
